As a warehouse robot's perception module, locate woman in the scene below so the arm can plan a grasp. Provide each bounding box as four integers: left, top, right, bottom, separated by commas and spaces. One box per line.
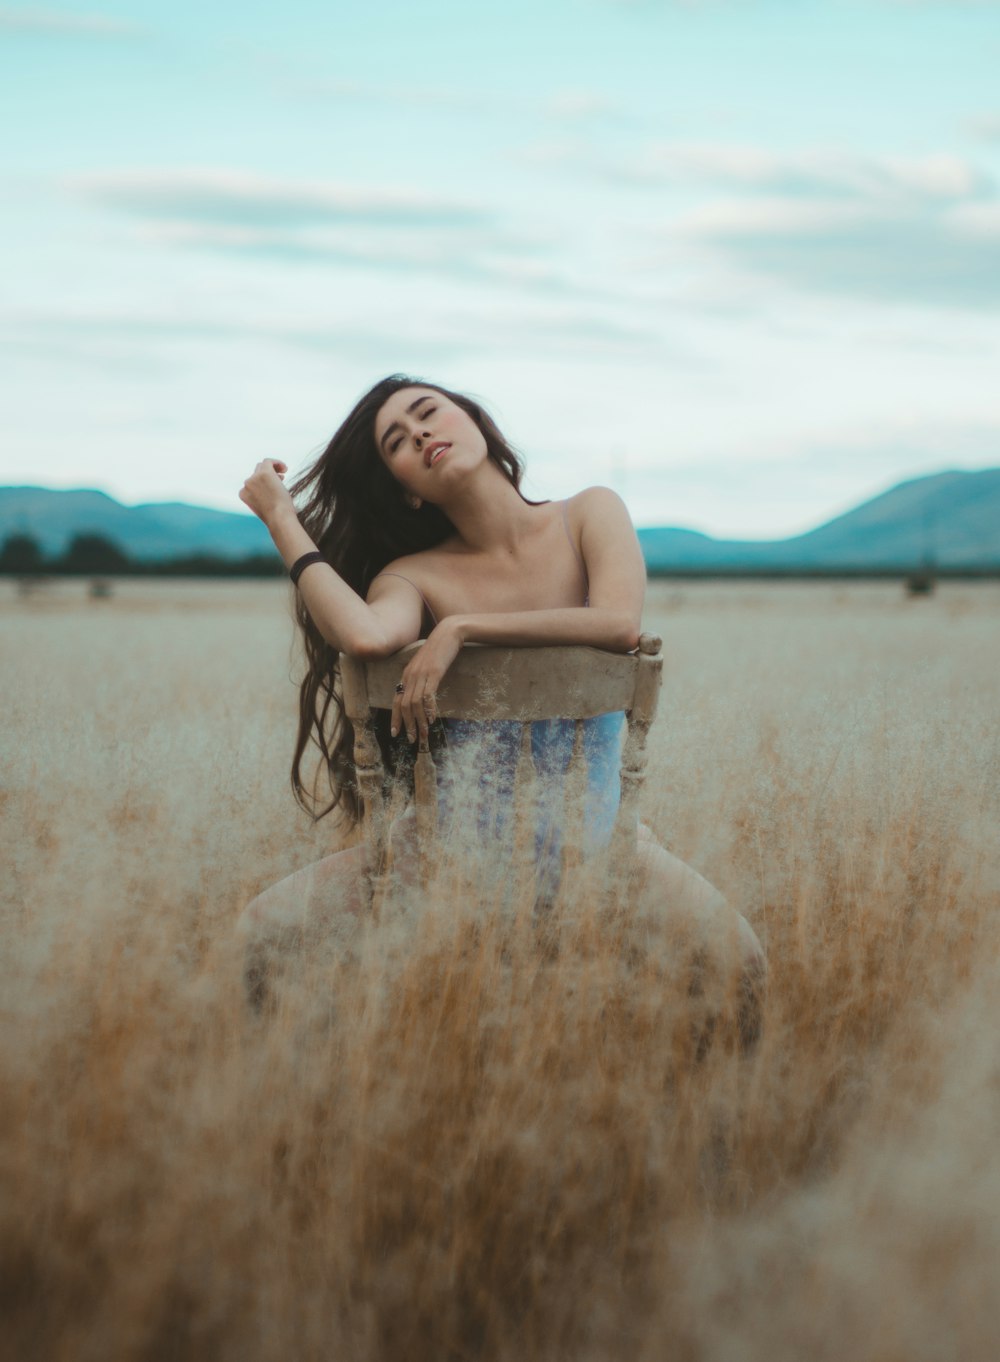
237, 375, 764, 1023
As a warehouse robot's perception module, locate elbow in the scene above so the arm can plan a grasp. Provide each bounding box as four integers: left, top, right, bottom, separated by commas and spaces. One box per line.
341, 631, 394, 662
607, 616, 642, 653
319, 618, 394, 661
621, 625, 642, 654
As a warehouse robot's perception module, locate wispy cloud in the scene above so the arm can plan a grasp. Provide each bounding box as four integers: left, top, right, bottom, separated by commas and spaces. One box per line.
7, 303, 665, 366
543, 89, 618, 121
137, 220, 588, 296
965, 111, 1000, 141
0, 7, 142, 35
616, 143, 994, 201
73, 169, 493, 230
274, 68, 618, 125
601, 143, 1000, 311
69, 168, 626, 301
285, 76, 505, 117
645, 415, 1000, 482
670, 196, 1000, 310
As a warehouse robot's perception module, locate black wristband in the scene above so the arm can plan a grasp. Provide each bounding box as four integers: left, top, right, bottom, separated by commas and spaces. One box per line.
289, 551, 325, 586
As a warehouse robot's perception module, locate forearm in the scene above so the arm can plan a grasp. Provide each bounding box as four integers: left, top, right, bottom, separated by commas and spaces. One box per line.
267, 508, 389, 656
451, 607, 640, 654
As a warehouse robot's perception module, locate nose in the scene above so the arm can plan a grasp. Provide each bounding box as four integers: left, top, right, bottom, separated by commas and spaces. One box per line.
414, 429, 431, 448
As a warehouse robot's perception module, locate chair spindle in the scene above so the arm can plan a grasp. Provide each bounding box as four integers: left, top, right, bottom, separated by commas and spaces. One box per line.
413, 737, 438, 876
340, 654, 388, 889
560, 717, 589, 874
512, 722, 538, 861
611, 633, 662, 873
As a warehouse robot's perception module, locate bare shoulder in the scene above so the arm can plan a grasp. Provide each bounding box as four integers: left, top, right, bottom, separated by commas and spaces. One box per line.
564, 485, 636, 541
564, 486, 644, 612
368, 542, 454, 598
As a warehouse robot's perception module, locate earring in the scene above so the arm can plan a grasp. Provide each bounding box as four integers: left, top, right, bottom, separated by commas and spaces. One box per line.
408, 495, 423, 510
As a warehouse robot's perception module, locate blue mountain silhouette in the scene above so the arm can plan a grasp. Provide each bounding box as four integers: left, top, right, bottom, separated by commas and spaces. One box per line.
1, 468, 998, 568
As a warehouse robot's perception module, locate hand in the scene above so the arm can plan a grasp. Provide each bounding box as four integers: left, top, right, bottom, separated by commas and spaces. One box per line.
391, 617, 464, 744
239, 459, 294, 528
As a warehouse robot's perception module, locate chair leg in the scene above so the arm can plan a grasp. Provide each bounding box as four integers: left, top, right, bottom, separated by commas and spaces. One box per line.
243, 940, 271, 1016
688, 946, 766, 1061
736, 952, 766, 1056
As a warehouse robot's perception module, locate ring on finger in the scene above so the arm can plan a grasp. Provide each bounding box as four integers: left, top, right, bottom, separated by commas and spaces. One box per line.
395, 682, 406, 694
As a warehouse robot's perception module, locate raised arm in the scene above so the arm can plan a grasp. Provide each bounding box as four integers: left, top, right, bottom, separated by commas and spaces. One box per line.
239, 459, 422, 657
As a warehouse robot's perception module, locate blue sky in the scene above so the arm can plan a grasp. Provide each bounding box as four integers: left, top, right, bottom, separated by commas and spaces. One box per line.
3, 0, 999, 536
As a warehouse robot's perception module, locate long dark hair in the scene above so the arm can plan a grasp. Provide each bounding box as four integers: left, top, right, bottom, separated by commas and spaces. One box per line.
288, 374, 529, 825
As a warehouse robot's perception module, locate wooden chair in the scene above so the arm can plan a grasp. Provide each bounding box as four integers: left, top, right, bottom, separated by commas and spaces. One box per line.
340, 633, 663, 906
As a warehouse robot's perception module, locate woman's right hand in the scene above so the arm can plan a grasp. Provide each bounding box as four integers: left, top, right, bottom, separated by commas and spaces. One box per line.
239, 459, 294, 528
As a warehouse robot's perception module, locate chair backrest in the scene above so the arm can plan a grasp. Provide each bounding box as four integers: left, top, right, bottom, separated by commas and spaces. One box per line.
340, 633, 662, 889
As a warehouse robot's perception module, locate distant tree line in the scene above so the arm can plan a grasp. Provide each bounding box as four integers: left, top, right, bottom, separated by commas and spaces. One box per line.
0, 532, 283, 578
3, 529, 997, 582
645, 564, 999, 580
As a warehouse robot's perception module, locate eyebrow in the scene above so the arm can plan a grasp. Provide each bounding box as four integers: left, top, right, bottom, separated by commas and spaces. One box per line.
379, 393, 436, 453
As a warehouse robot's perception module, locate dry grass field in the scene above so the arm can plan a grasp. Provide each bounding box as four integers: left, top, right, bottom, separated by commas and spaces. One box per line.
2, 576, 998, 1362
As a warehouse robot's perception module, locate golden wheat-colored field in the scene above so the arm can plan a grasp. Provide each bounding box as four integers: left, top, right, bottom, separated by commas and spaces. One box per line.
2, 576, 998, 1362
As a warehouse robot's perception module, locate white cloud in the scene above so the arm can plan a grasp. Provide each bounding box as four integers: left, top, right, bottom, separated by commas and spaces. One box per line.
671, 201, 1000, 309
274, 66, 618, 127
68, 168, 635, 303
72, 169, 492, 230
0, 7, 141, 34
608, 142, 1000, 311
617, 143, 993, 201
6, 300, 664, 366
544, 89, 617, 120
134, 220, 595, 297
675, 196, 876, 236
965, 111, 1000, 141
950, 201, 1000, 236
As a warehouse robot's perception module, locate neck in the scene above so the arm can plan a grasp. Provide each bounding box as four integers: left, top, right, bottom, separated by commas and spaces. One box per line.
436, 462, 541, 553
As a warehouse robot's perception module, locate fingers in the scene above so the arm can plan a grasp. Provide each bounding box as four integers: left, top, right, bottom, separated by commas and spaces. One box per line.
415, 688, 435, 744
391, 678, 415, 743
401, 681, 418, 744
402, 681, 428, 745
251, 459, 288, 480
391, 673, 438, 744
239, 460, 294, 524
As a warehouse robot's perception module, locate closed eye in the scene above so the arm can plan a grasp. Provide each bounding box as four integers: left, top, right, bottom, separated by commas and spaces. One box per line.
389, 404, 436, 455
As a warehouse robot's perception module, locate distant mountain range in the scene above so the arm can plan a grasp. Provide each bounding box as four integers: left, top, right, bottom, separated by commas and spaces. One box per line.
636, 468, 1000, 570
0, 487, 274, 561
1, 468, 998, 569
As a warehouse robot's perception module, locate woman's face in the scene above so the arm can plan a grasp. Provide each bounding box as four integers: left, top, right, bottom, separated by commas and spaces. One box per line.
373, 386, 487, 501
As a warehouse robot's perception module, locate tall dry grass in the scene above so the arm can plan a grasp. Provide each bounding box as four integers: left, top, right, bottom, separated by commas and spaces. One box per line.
1, 577, 998, 1361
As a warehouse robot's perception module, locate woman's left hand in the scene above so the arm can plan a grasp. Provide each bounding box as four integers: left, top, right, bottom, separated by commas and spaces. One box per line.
392, 617, 465, 743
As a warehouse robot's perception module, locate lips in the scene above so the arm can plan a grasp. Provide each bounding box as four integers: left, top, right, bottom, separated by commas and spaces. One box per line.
424, 442, 450, 468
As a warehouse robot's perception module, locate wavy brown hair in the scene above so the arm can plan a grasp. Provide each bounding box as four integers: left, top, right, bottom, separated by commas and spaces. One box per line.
288, 374, 529, 825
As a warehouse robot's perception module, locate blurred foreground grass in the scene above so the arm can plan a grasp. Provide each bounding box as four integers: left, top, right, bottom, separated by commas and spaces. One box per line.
1, 578, 998, 1362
